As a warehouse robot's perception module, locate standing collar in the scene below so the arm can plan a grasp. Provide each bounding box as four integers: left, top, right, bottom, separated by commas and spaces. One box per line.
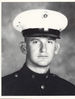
20, 63, 50, 79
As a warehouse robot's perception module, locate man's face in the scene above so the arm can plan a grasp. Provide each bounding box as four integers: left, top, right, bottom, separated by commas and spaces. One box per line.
26, 37, 57, 67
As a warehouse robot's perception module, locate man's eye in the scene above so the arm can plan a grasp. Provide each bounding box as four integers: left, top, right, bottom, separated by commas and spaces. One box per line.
48, 40, 53, 44
32, 40, 38, 44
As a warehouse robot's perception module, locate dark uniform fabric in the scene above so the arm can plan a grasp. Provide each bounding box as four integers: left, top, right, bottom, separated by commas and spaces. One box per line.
2, 64, 75, 96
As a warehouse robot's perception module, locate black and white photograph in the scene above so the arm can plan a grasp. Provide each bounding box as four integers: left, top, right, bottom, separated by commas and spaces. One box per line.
2, 2, 75, 96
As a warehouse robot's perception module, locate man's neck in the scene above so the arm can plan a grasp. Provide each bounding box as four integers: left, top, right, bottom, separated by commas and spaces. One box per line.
26, 60, 50, 74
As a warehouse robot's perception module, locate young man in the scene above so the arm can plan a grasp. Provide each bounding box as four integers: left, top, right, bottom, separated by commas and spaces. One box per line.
2, 9, 75, 95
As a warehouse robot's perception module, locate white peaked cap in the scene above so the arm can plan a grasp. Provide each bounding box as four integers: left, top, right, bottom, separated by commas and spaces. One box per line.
13, 9, 68, 32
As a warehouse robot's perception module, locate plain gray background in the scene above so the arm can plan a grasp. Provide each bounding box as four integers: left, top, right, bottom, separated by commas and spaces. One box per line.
2, 2, 75, 85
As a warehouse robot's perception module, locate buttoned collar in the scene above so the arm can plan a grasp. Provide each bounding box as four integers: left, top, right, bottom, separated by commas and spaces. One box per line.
19, 63, 50, 80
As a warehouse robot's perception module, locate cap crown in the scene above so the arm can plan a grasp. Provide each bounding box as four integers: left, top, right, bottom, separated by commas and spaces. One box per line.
13, 9, 68, 32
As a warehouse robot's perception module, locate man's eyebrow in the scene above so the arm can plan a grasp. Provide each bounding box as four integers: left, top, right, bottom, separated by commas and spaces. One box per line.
30, 38, 39, 41
47, 37, 56, 40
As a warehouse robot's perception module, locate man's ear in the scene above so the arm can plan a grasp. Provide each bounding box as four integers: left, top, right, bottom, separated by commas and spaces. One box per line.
54, 42, 60, 55
19, 41, 27, 54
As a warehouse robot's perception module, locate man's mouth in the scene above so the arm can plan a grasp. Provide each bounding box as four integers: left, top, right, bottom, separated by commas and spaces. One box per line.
38, 56, 48, 58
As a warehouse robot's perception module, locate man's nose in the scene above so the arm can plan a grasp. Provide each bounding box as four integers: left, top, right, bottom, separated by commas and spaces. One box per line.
40, 43, 47, 53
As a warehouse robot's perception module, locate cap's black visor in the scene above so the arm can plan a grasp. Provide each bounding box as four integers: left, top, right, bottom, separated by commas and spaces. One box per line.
22, 28, 60, 39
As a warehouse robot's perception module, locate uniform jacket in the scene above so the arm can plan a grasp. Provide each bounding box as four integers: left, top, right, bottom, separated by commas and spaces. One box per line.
2, 63, 75, 96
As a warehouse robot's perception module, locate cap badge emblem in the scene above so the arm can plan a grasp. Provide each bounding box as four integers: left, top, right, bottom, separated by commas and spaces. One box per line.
43, 13, 48, 18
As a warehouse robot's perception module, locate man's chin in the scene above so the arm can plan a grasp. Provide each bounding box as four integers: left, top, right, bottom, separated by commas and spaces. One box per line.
37, 62, 50, 67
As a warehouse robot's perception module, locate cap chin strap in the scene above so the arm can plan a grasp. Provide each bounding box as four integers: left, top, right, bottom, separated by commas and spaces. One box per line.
22, 28, 60, 39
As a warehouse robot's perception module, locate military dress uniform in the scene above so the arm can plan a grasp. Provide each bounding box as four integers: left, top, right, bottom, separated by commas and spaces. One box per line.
2, 63, 75, 95
2, 9, 75, 95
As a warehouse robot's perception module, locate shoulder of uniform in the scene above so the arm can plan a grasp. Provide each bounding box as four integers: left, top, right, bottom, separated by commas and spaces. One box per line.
50, 73, 75, 88
2, 70, 20, 81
